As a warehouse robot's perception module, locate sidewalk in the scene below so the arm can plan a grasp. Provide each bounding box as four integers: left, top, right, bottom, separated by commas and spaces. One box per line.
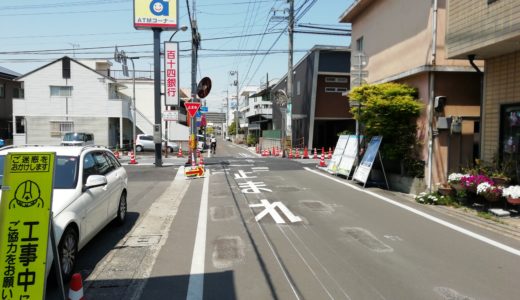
243, 144, 520, 241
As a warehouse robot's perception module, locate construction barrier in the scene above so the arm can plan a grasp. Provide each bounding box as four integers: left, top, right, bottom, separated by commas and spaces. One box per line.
129, 151, 138, 165
68, 273, 84, 300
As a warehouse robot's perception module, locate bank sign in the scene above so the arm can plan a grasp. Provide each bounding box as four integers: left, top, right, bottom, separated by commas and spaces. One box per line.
134, 0, 178, 30
0, 152, 55, 300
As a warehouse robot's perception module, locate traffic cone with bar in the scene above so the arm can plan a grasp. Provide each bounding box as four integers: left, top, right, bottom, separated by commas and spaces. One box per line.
303, 147, 309, 159
129, 151, 138, 164
319, 151, 327, 167
177, 145, 183, 158
328, 147, 332, 159
313, 148, 318, 159
68, 273, 84, 300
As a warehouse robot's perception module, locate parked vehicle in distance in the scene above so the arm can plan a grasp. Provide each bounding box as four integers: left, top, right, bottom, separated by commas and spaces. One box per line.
0, 145, 128, 282
135, 134, 179, 153
61, 132, 94, 146
197, 134, 208, 152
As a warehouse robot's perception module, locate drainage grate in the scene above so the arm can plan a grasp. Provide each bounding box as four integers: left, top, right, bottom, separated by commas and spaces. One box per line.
124, 235, 162, 247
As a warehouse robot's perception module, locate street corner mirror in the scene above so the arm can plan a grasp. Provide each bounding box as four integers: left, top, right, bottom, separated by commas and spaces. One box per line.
434, 96, 447, 112
197, 77, 212, 99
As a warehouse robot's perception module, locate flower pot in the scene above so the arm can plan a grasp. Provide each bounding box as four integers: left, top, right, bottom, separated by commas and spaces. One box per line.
437, 187, 453, 196
491, 177, 510, 186
450, 182, 464, 191
482, 192, 501, 202
506, 196, 520, 205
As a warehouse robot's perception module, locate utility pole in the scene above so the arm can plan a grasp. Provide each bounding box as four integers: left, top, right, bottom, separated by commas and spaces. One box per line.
286, 0, 294, 152
190, 0, 200, 165
230, 71, 239, 143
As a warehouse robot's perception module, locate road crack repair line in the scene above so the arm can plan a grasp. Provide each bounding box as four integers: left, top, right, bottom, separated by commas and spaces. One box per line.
84, 166, 190, 299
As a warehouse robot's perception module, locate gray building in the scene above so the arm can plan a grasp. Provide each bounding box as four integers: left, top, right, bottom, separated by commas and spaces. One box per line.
271, 45, 351, 150
0, 66, 22, 143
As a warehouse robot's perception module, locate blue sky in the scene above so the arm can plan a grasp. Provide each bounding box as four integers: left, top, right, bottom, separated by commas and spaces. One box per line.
0, 0, 352, 112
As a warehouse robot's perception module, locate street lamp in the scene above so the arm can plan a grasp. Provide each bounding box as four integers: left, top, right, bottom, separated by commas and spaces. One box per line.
349, 99, 363, 167
169, 25, 188, 41
275, 89, 288, 157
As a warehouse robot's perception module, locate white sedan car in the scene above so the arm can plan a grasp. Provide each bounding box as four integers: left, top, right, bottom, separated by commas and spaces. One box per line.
0, 145, 128, 281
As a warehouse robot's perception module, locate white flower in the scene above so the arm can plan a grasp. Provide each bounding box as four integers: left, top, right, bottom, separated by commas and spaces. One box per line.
476, 182, 492, 194
448, 173, 465, 183
502, 185, 520, 198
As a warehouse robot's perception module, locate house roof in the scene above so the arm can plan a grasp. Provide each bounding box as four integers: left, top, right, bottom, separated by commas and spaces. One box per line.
273, 45, 350, 88
339, 0, 376, 23
0, 66, 21, 79
16, 56, 116, 82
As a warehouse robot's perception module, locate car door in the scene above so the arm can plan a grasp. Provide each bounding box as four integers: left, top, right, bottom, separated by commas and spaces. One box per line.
92, 151, 120, 227
80, 152, 109, 241
104, 152, 125, 218
141, 135, 154, 150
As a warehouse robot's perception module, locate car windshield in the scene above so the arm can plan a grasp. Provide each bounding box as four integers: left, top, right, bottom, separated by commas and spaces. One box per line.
62, 133, 85, 142
0, 155, 78, 189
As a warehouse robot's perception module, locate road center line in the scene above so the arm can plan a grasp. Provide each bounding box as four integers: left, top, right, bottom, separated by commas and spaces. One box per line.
304, 167, 520, 257
187, 170, 210, 300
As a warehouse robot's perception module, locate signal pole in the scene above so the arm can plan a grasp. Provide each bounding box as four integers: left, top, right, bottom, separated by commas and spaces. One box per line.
190, 0, 200, 164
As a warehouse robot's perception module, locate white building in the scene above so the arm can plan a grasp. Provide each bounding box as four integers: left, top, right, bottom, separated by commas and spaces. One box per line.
13, 57, 132, 147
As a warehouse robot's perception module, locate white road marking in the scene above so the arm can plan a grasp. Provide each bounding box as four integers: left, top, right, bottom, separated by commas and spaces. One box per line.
250, 199, 302, 224
234, 170, 257, 179
304, 167, 520, 257
187, 170, 210, 300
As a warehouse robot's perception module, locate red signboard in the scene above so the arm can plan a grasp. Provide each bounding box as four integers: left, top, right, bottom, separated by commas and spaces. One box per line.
184, 102, 201, 118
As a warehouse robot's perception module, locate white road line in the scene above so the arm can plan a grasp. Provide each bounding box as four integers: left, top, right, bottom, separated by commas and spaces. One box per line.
304, 167, 520, 257
187, 170, 210, 300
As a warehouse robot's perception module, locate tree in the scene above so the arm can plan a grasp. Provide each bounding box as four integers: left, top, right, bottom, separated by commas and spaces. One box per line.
349, 83, 423, 175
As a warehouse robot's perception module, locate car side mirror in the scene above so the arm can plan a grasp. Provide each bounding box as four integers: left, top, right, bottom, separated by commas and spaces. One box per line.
83, 175, 107, 191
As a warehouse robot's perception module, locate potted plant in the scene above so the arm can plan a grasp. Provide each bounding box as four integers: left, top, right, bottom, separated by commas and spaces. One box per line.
476, 182, 503, 202
490, 170, 511, 186
460, 174, 493, 194
448, 173, 466, 190
502, 185, 520, 205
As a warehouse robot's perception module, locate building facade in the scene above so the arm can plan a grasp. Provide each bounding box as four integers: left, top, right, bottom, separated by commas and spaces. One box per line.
0, 66, 21, 144
340, 0, 483, 190
271, 45, 351, 150
446, 0, 520, 181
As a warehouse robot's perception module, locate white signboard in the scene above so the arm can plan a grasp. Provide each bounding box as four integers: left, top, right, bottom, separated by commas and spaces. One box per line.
164, 42, 179, 106
337, 135, 363, 177
353, 136, 383, 184
163, 110, 179, 121
134, 0, 178, 30
326, 135, 349, 174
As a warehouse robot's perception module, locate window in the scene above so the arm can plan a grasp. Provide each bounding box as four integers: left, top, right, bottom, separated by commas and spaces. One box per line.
325, 87, 349, 93
13, 87, 24, 99
297, 81, 301, 96
325, 77, 348, 83
15, 117, 25, 134
356, 36, 364, 52
50, 86, 72, 97
0, 83, 4, 98
50, 121, 74, 137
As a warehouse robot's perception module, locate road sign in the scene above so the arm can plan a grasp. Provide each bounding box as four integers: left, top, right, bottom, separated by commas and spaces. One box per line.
200, 106, 208, 112
0, 152, 55, 300
185, 166, 205, 177
162, 110, 179, 121
184, 102, 201, 118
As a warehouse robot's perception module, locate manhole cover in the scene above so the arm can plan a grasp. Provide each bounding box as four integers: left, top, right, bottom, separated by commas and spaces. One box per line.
212, 236, 245, 269
124, 235, 162, 247
210, 206, 236, 221
341, 227, 393, 253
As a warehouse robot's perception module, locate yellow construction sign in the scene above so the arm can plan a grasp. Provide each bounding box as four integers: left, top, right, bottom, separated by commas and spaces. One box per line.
0, 152, 55, 300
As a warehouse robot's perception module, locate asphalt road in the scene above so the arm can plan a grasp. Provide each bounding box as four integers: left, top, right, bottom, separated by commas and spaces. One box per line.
47, 139, 520, 299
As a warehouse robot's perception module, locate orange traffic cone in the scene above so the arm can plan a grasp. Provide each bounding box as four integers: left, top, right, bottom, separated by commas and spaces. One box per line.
199, 155, 204, 166
313, 148, 318, 159
288, 148, 293, 159
328, 147, 332, 159
321, 147, 325, 157
68, 273, 84, 300
129, 151, 138, 164
295, 148, 300, 159
191, 152, 196, 167
319, 152, 327, 167
303, 147, 309, 159
114, 149, 120, 159
177, 145, 183, 158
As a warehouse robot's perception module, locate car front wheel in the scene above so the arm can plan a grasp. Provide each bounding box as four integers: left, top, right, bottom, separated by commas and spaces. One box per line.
116, 193, 127, 225
136, 145, 143, 152
58, 226, 78, 282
